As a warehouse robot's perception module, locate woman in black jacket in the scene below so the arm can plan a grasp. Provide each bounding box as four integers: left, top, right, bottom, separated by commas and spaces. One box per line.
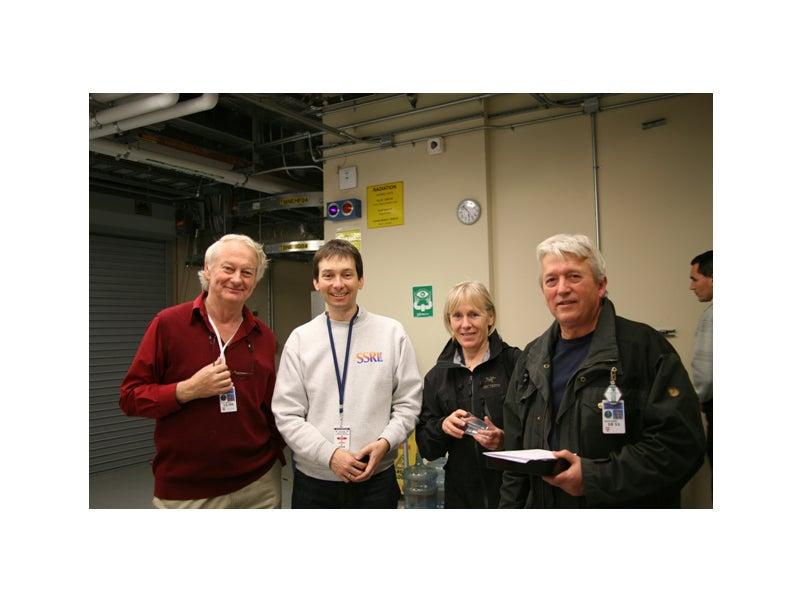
416, 281, 520, 508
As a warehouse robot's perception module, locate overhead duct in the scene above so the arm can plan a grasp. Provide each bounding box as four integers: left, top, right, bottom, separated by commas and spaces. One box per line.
89, 138, 300, 194
90, 93, 135, 103
90, 93, 179, 128
89, 93, 219, 140
230, 93, 367, 144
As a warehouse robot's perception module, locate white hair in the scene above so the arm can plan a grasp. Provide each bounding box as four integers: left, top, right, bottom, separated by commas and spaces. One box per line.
536, 233, 607, 286
197, 234, 268, 291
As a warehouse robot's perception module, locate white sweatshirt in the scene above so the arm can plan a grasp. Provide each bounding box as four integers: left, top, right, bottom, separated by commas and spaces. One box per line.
272, 307, 423, 481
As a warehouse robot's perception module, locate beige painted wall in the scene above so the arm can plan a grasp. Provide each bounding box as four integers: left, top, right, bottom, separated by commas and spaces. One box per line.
489, 113, 596, 350
323, 115, 492, 370
598, 95, 713, 365
322, 93, 712, 507
323, 93, 712, 369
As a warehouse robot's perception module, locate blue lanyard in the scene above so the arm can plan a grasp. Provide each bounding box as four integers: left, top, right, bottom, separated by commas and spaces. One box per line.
326, 307, 359, 424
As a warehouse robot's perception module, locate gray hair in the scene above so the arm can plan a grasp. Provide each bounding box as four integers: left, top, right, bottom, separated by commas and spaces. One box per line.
536, 233, 607, 286
197, 234, 269, 291
443, 280, 497, 339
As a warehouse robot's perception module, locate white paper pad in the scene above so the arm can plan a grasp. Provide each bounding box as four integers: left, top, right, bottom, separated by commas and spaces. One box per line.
483, 449, 557, 463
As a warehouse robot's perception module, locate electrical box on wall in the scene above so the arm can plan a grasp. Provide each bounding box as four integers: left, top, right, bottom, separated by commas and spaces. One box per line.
339, 166, 357, 190
326, 198, 362, 221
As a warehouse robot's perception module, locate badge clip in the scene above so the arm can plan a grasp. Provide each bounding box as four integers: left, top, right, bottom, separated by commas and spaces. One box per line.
602, 367, 625, 434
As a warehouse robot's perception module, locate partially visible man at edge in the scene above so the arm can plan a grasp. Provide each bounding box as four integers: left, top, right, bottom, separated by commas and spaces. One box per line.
120, 234, 285, 509
499, 233, 705, 508
689, 250, 713, 471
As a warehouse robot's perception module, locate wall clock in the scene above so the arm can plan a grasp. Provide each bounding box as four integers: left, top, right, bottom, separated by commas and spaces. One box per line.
456, 199, 481, 225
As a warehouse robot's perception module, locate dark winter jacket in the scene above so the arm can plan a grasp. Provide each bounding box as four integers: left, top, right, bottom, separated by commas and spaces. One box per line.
417, 331, 521, 508
499, 299, 705, 508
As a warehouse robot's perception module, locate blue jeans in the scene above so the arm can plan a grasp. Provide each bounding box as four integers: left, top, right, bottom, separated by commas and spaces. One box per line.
292, 466, 400, 509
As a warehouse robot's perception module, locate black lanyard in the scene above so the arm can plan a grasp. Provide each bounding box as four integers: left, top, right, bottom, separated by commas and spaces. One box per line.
326, 307, 359, 424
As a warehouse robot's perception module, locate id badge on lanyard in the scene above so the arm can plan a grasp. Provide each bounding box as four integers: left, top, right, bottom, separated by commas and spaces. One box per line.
219, 387, 238, 413
334, 426, 351, 450
208, 312, 242, 414
328, 310, 358, 450
602, 367, 625, 434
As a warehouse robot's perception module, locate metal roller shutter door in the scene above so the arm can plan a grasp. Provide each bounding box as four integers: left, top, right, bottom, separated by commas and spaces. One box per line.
89, 234, 167, 473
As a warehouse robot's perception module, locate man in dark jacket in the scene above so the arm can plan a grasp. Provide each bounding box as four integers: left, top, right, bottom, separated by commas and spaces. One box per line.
499, 234, 705, 508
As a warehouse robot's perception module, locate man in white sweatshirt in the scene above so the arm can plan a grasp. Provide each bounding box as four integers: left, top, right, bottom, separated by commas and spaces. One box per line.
272, 239, 423, 508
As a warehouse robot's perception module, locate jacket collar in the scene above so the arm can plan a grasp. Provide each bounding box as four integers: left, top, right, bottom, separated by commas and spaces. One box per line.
528, 298, 618, 364
582, 298, 619, 367
523, 298, 620, 411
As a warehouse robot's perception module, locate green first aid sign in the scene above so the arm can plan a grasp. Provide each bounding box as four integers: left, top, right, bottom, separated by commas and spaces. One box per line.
412, 286, 434, 318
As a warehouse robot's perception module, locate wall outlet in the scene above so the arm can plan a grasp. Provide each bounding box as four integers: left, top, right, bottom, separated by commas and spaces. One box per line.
339, 166, 357, 190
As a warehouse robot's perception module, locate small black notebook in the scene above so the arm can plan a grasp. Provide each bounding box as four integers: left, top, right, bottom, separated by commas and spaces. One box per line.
483, 449, 570, 476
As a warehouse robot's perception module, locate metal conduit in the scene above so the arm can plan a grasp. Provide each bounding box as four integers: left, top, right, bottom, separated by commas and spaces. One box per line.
321, 94, 674, 153
338, 94, 498, 130
258, 130, 324, 151
230, 94, 367, 144
321, 109, 489, 152
89, 180, 178, 201
251, 164, 323, 176
320, 93, 686, 162
89, 138, 297, 194
591, 111, 601, 250
601, 93, 682, 112
322, 103, 549, 152
321, 110, 586, 161
310, 93, 407, 115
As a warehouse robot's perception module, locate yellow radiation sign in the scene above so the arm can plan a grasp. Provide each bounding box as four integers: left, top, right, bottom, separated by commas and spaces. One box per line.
367, 181, 404, 228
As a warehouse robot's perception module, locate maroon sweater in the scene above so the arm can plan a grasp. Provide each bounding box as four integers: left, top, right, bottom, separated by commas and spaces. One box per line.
120, 293, 285, 500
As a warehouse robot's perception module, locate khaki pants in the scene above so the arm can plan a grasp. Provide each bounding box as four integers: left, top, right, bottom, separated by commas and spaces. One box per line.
153, 462, 282, 509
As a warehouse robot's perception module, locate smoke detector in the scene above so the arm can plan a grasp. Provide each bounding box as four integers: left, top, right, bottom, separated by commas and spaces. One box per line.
427, 137, 444, 155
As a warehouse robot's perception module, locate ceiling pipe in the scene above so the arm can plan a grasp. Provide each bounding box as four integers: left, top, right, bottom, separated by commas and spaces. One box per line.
89, 93, 219, 140
320, 93, 686, 162
339, 93, 498, 130
89, 180, 179, 202
89, 138, 300, 194
90, 93, 179, 128
590, 110, 601, 251
90, 93, 135, 103
310, 93, 407, 115
230, 93, 368, 144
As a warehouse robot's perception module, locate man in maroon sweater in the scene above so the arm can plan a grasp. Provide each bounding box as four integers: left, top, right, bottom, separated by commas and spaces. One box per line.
120, 234, 285, 508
